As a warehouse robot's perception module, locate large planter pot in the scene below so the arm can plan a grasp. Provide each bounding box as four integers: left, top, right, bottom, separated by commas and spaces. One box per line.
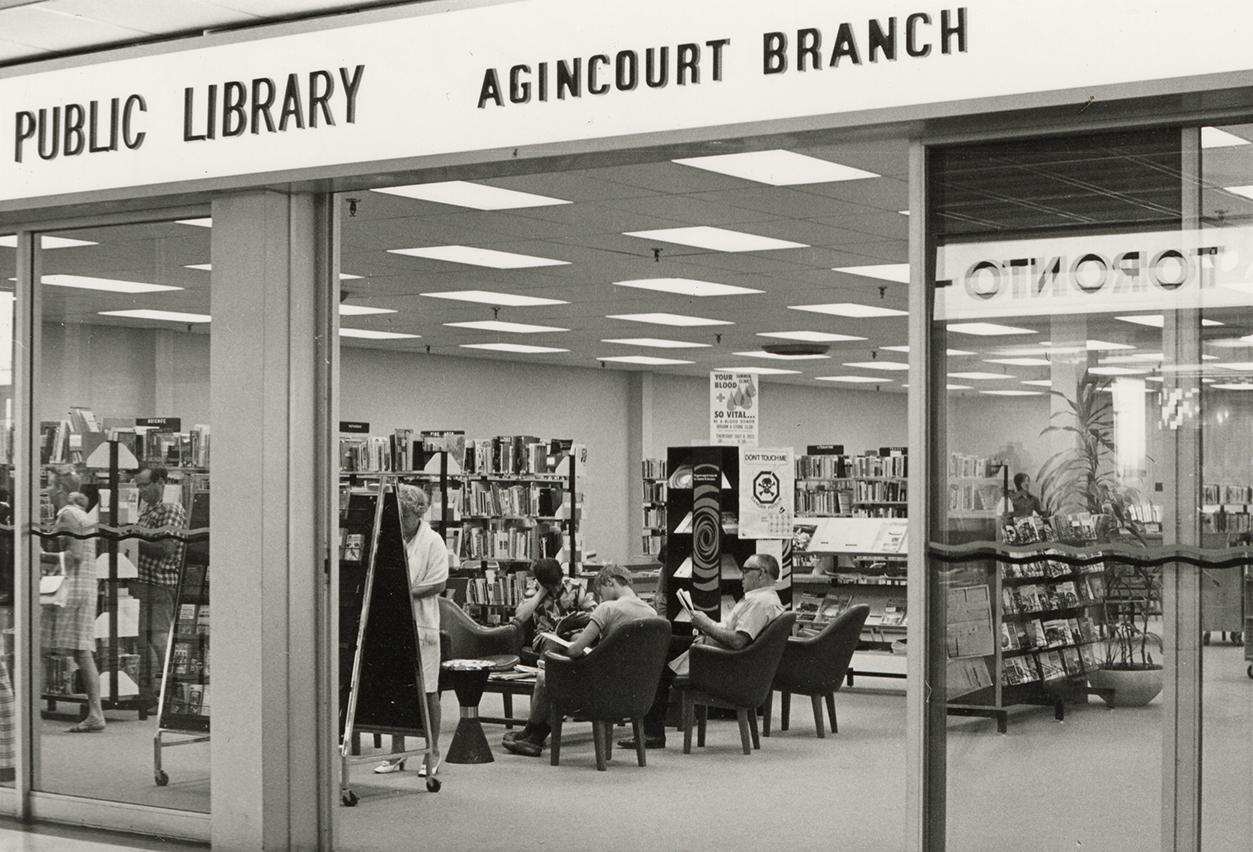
1087, 666, 1164, 707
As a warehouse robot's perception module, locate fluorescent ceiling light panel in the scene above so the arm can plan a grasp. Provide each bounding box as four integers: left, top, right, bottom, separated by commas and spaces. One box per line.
613, 277, 763, 297
1225, 185, 1253, 200
948, 371, 1012, 380
882, 344, 975, 356
672, 149, 878, 185
99, 309, 210, 323
1102, 352, 1164, 364
371, 181, 569, 210
1205, 335, 1253, 348
340, 273, 363, 280
946, 384, 973, 390
42, 274, 180, 294
176, 218, 212, 228
339, 328, 420, 340
1211, 382, 1253, 390
338, 305, 397, 316
1116, 314, 1223, 328
981, 390, 1043, 396
388, 245, 569, 269
602, 338, 710, 349
1216, 361, 1253, 371
814, 375, 882, 383
899, 210, 911, 216
421, 290, 568, 307
445, 320, 568, 334
1203, 354, 1219, 361
985, 357, 1050, 367
946, 322, 1036, 336
832, 264, 910, 284
757, 331, 865, 343
735, 351, 830, 361
460, 343, 568, 354
718, 366, 801, 375
843, 361, 909, 371
1088, 366, 1150, 376
607, 312, 732, 327
0, 235, 97, 249
1202, 127, 1250, 148
622, 226, 807, 252
598, 355, 694, 366
1086, 339, 1135, 351
184, 264, 212, 271
1021, 379, 1054, 387
789, 302, 907, 318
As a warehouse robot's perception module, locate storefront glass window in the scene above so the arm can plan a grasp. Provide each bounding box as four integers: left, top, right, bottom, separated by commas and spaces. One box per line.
30, 220, 211, 811
0, 236, 14, 788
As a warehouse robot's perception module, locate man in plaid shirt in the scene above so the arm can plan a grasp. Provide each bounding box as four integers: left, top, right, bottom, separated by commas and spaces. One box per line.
132, 465, 187, 707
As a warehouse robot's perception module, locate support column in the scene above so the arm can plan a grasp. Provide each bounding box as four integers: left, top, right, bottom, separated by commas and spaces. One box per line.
210, 191, 334, 851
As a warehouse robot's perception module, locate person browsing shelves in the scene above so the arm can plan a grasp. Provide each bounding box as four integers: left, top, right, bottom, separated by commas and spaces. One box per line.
503, 563, 656, 757
1008, 472, 1047, 519
131, 465, 186, 711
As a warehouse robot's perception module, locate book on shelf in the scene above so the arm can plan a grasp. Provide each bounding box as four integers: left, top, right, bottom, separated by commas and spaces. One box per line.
1060, 646, 1084, 676
1026, 619, 1046, 649
1079, 642, 1100, 671
176, 604, 197, 635
1041, 618, 1070, 648
947, 658, 992, 697
880, 600, 907, 627
1038, 650, 1067, 681
641, 458, 666, 480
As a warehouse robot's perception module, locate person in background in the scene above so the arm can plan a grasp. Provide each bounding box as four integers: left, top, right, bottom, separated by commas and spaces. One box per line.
131, 465, 187, 712
512, 556, 596, 662
503, 563, 657, 757
43, 467, 106, 732
1008, 473, 1047, 519
374, 483, 447, 777
621, 552, 785, 751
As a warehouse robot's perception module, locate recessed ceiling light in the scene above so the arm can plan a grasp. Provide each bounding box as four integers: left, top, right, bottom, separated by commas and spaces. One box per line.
176, 218, 212, 228
1210, 382, 1253, 390
815, 375, 882, 383
946, 384, 972, 390
613, 277, 763, 297
371, 181, 569, 209
460, 343, 568, 354
339, 328, 420, 340
789, 302, 907, 318
0, 235, 97, 249
1021, 379, 1054, 387
1202, 127, 1250, 148
184, 263, 212, 271
735, 351, 830, 361
623, 226, 807, 252
1085, 339, 1135, 351
757, 331, 866, 343
445, 320, 568, 334
946, 322, 1036, 336
607, 312, 732, 327
980, 390, 1043, 396
42, 274, 181, 294
99, 309, 210, 323
881, 344, 975, 356
1116, 314, 1223, 328
832, 264, 910, 284
1145, 376, 1165, 383
899, 210, 910, 216
1216, 361, 1253, 370
1203, 354, 1219, 361
389, 245, 568, 269
1088, 366, 1150, 376
718, 366, 802, 375
985, 357, 1050, 367
598, 355, 694, 366
340, 273, 363, 280
948, 371, 1011, 380
1226, 185, 1253, 200
844, 361, 909, 371
421, 290, 568, 307
671, 149, 878, 185
1102, 352, 1164, 364
339, 305, 397, 316
1206, 335, 1253, 348
602, 337, 711, 349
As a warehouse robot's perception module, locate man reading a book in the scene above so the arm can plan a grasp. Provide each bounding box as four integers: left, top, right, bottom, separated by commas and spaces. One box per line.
622, 553, 785, 751
502, 563, 656, 757
511, 556, 596, 663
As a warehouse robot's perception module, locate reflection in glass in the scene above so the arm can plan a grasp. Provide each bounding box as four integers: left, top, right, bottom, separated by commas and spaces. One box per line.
0, 240, 13, 786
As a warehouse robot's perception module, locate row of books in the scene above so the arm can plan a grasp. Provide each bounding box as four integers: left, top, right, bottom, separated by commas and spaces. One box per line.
795, 484, 845, 516
460, 526, 535, 561
854, 480, 907, 503
949, 452, 1005, 479
166, 682, 211, 717
641, 458, 666, 480
1203, 483, 1253, 505
338, 430, 577, 477
39, 415, 211, 468
643, 480, 667, 503
1001, 515, 1053, 544
850, 450, 907, 478
171, 639, 209, 680
1002, 644, 1100, 686
1002, 615, 1098, 651
796, 454, 850, 480
461, 481, 565, 518
794, 591, 906, 636
174, 603, 211, 637
1202, 508, 1251, 533
462, 571, 534, 607
641, 531, 664, 556
851, 505, 906, 518
999, 556, 1104, 580
1003, 576, 1104, 614
948, 481, 1002, 513
643, 506, 665, 529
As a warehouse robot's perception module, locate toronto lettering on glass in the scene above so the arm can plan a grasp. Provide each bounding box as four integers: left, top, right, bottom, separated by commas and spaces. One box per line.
183, 65, 365, 141
13, 95, 147, 162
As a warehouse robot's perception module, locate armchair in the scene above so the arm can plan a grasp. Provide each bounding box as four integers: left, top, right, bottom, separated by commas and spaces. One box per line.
543, 617, 670, 771
764, 604, 869, 738
674, 612, 797, 755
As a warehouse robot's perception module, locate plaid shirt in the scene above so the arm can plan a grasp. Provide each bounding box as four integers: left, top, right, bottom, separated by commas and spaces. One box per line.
530, 578, 594, 648
136, 501, 188, 589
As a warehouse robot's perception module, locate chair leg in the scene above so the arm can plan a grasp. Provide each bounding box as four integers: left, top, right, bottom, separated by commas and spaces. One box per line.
811, 694, 825, 739
682, 693, 694, 754
592, 722, 606, 771
735, 709, 752, 755
748, 708, 761, 749
632, 718, 647, 767
762, 691, 773, 737
781, 691, 791, 731
504, 694, 514, 729
603, 721, 613, 761
696, 704, 707, 748
549, 707, 563, 766
825, 693, 838, 734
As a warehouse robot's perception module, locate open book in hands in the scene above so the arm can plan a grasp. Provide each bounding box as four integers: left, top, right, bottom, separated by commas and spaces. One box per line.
675, 587, 697, 614
538, 631, 592, 655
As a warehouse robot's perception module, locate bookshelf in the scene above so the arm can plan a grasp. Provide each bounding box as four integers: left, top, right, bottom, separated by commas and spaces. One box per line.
641, 457, 666, 559
946, 453, 1006, 521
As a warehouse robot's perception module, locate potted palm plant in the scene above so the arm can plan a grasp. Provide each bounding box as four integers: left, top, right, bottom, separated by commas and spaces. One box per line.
1035, 371, 1163, 707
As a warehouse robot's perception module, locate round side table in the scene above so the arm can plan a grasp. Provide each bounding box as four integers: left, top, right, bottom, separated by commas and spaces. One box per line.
441, 654, 520, 764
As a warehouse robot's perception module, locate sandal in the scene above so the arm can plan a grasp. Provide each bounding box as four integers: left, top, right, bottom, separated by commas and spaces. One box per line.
66, 721, 105, 733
